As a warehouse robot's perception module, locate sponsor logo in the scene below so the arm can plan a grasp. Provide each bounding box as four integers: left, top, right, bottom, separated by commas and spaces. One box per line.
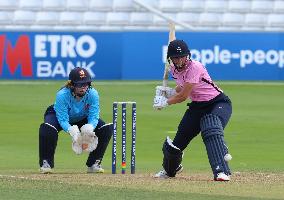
0, 35, 32, 77
0, 33, 97, 79
35, 34, 96, 78
163, 45, 284, 68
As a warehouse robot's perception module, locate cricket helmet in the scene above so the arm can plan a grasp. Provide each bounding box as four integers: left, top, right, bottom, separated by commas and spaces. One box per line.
167, 39, 191, 59
69, 67, 92, 85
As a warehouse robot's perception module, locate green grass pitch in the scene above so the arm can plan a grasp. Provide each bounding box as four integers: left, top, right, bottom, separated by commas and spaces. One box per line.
0, 80, 283, 200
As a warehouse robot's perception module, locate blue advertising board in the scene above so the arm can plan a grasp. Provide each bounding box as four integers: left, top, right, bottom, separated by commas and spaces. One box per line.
0, 31, 284, 80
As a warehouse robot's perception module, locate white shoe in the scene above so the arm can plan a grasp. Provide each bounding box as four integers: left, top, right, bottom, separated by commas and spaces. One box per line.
87, 160, 104, 173
154, 169, 169, 178
154, 164, 183, 178
215, 172, 230, 181
40, 160, 52, 174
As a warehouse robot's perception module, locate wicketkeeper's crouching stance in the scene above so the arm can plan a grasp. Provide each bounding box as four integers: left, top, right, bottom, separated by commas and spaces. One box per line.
153, 40, 233, 181
39, 67, 113, 174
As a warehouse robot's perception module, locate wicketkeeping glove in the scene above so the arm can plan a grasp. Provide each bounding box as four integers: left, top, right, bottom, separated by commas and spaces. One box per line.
80, 124, 95, 136
153, 95, 168, 110
68, 125, 83, 155
81, 133, 98, 152
68, 125, 80, 142
80, 124, 98, 152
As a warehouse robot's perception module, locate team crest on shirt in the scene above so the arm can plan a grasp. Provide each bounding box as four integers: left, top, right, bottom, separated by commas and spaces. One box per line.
79, 70, 86, 78
84, 104, 90, 110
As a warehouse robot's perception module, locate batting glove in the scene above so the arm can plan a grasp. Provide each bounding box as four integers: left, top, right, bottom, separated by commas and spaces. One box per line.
153, 95, 168, 110
155, 86, 176, 98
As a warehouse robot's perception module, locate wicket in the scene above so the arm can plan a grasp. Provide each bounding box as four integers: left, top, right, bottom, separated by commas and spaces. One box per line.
112, 101, 136, 174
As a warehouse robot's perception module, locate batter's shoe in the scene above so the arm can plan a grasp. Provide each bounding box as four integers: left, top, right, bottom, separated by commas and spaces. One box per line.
87, 160, 104, 173
40, 160, 52, 174
214, 172, 230, 181
154, 164, 183, 178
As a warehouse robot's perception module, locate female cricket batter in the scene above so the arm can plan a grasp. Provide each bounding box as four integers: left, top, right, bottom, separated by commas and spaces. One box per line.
153, 40, 232, 181
39, 67, 113, 174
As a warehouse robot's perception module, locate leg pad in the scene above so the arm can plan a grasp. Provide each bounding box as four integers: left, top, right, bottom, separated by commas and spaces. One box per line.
200, 114, 231, 177
162, 137, 183, 177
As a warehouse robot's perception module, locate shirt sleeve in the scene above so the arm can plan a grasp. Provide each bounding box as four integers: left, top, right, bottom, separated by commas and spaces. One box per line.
54, 92, 71, 132
87, 89, 100, 129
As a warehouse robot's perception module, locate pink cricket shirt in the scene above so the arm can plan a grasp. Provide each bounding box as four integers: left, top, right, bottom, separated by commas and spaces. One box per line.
170, 60, 222, 102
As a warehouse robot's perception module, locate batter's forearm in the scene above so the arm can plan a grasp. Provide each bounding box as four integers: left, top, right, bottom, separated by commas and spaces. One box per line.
167, 94, 187, 105
175, 85, 183, 93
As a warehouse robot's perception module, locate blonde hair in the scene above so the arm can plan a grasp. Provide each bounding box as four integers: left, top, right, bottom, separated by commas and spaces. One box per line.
64, 80, 73, 88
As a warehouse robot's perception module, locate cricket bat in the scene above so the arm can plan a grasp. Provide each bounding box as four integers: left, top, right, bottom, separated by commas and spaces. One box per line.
162, 22, 176, 95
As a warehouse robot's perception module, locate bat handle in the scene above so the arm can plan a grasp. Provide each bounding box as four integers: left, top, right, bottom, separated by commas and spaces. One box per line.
161, 79, 168, 97
162, 79, 168, 88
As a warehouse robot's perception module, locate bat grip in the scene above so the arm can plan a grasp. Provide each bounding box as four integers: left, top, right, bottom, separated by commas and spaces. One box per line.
162, 79, 168, 88
161, 79, 168, 97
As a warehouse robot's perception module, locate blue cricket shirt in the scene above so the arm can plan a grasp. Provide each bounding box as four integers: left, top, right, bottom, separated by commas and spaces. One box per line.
54, 87, 100, 132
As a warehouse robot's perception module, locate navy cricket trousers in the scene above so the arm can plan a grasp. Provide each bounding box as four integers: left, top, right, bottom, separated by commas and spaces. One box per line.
39, 105, 113, 167
172, 93, 232, 151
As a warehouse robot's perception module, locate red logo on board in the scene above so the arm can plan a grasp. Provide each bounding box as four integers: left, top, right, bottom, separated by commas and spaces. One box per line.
0, 35, 33, 77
